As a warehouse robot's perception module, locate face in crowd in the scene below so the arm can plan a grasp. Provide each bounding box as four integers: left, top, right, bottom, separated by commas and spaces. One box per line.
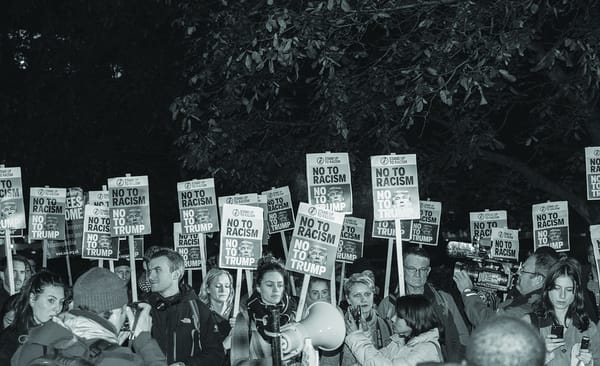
403, 254, 431, 290
307, 279, 330, 306
308, 245, 327, 265
29, 284, 65, 324
4, 260, 28, 292
548, 274, 575, 312
208, 273, 232, 305
257, 270, 284, 306
391, 314, 412, 337
148, 256, 179, 296
516, 256, 544, 295
346, 281, 374, 316
115, 265, 131, 284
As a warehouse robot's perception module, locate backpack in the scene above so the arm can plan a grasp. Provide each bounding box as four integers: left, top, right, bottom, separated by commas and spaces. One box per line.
26, 337, 137, 366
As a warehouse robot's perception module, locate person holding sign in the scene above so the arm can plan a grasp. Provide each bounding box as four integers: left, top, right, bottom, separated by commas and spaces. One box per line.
344, 294, 443, 366
341, 272, 393, 366
199, 268, 235, 364
146, 249, 224, 366
522, 257, 600, 366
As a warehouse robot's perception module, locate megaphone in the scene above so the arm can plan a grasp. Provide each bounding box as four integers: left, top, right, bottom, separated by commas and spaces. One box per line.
279, 302, 345, 359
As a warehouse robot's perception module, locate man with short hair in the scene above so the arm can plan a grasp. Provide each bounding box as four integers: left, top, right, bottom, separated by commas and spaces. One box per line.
453, 249, 558, 327
11, 267, 167, 366
147, 248, 224, 365
465, 316, 545, 366
378, 246, 470, 362
0, 256, 29, 312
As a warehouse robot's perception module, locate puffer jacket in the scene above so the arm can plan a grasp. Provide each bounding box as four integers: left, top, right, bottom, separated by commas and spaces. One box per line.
148, 284, 224, 365
345, 328, 443, 366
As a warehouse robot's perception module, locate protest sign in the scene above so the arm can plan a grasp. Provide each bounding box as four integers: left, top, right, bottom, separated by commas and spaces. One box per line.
64, 187, 84, 255
410, 201, 442, 246
285, 203, 345, 279
117, 236, 144, 260
29, 187, 67, 240
108, 175, 151, 236
218, 193, 259, 212
371, 154, 420, 220
489, 228, 519, 261
306, 153, 353, 214
174, 222, 205, 270
82, 205, 116, 260
262, 186, 295, 234
585, 147, 600, 200
0, 167, 26, 230
469, 210, 508, 246
532, 201, 570, 252
219, 204, 264, 270
372, 220, 412, 240
590, 225, 600, 297
88, 190, 109, 206
177, 178, 219, 234
336, 216, 365, 263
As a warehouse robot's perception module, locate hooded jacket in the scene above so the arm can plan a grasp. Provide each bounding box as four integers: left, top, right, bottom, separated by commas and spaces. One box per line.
10, 309, 166, 366
148, 284, 224, 365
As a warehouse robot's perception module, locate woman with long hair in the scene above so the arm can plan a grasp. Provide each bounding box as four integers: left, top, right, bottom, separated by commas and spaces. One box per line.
345, 294, 443, 366
523, 257, 600, 366
0, 270, 65, 364
199, 268, 235, 360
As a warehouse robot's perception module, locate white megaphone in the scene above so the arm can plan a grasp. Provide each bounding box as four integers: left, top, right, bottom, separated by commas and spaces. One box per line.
279, 301, 346, 360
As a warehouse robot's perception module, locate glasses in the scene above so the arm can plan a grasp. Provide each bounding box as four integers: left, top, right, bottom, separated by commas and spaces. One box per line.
519, 267, 543, 279
405, 266, 430, 276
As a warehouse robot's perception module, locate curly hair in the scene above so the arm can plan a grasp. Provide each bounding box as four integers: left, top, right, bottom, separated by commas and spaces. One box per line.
343, 272, 375, 298
533, 257, 589, 331
198, 268, 234, 317
255, 253, 288, 289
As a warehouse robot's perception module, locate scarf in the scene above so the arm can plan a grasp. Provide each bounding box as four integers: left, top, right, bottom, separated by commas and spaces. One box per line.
247, 292, 296, 342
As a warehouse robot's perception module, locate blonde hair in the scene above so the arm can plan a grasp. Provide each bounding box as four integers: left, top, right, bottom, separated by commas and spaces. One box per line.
343, 272, 375, 298
198, 268, 234, 317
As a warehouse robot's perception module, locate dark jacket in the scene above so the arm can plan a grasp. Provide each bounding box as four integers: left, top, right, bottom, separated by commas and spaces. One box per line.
10, 309, 166, 366
0, 317, 36, 365
461, 287, 542, 327
148, 284, 224, 365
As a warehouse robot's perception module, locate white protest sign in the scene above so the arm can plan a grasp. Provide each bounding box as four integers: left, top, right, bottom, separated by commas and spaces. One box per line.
65, 187, 84, 255
28, 187, 67, 240
489, 228, 519, 261
469, 210, 508, 246
306, 153, 353, 214
177, 178, 219, 234
82, 205, 116, 260
371, 154, 420, 220
219, 204, 264, 270
372, 220, 412, 240
336, 216, 365, 263
285, 203, 345, 279
173, 222, 205, 270
0, 167, 26, 230
585, 147, 600, 200
262, 186, 295, 233
590, 225, 600, 295
88, 191, 109, 206
108, 176, 151, 236
410, 201, 442, 246
532, 201, 570, 252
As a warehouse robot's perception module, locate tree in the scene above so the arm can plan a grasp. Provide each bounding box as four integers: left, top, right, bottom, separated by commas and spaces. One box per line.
171, 0, 600, 239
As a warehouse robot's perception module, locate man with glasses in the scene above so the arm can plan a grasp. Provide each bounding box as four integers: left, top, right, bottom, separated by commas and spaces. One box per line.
453, 248, 558, 328
378, 245, 470, 362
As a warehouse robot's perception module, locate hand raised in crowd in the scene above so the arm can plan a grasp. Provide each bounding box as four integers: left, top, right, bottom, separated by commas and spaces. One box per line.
544, 334, 565, 353
344, 310, 368, 334
453, 269, 474, 293
575, 343, 593, 366
127, 302, 153, 338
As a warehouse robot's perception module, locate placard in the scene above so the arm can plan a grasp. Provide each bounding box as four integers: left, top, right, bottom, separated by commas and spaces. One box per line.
410, 201, 442, 246
285, 203, 345, 279
371, 154, 420, 220
532, 201, 570, 252
263, 186, 295, 233
585, 147, 600, 200
88, 190, 109, 206
372, 220, 412, 240
306, 153, 353, 214
177, 178, 219, 234
219, 204, 264, 270
489, 227, 519, 261
28, 187, 67, 240
108, 176, 151, 236
336, 216, 365, 263
173, 222, 205, 270
469, 210, 508, 246
82, 205, 117, 260
64, 187, 84, 255
0, 167, 26, 230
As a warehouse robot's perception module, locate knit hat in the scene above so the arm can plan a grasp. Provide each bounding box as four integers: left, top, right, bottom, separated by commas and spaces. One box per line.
73, 267, 128, 313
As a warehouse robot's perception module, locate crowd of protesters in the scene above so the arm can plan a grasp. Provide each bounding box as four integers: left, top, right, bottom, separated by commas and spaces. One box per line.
0, 241, 599, 366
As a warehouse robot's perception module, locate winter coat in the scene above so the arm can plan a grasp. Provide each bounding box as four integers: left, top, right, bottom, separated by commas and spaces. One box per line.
345, 328, 443, 366
461, 288, 542, 328
341, 308, 393, 366
148, 284, 224, 365
0, 317, 37, 365
10, 309, 166, 366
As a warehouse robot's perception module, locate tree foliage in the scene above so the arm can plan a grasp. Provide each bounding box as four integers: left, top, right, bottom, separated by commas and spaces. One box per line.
172, 0, 600, 235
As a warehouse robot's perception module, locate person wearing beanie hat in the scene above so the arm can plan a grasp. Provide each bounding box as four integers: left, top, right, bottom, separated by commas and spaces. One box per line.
146, 248, 224, 365
11, 267, 167, 366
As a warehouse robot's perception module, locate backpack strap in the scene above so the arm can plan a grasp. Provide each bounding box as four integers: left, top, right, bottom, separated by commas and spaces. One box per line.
427, 340, 443, 362
189, 299, 203, 356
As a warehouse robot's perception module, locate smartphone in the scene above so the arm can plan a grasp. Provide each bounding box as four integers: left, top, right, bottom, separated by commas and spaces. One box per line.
349, 306, 362, 326
551, 324, 564, 338
581, 336, 590, 350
